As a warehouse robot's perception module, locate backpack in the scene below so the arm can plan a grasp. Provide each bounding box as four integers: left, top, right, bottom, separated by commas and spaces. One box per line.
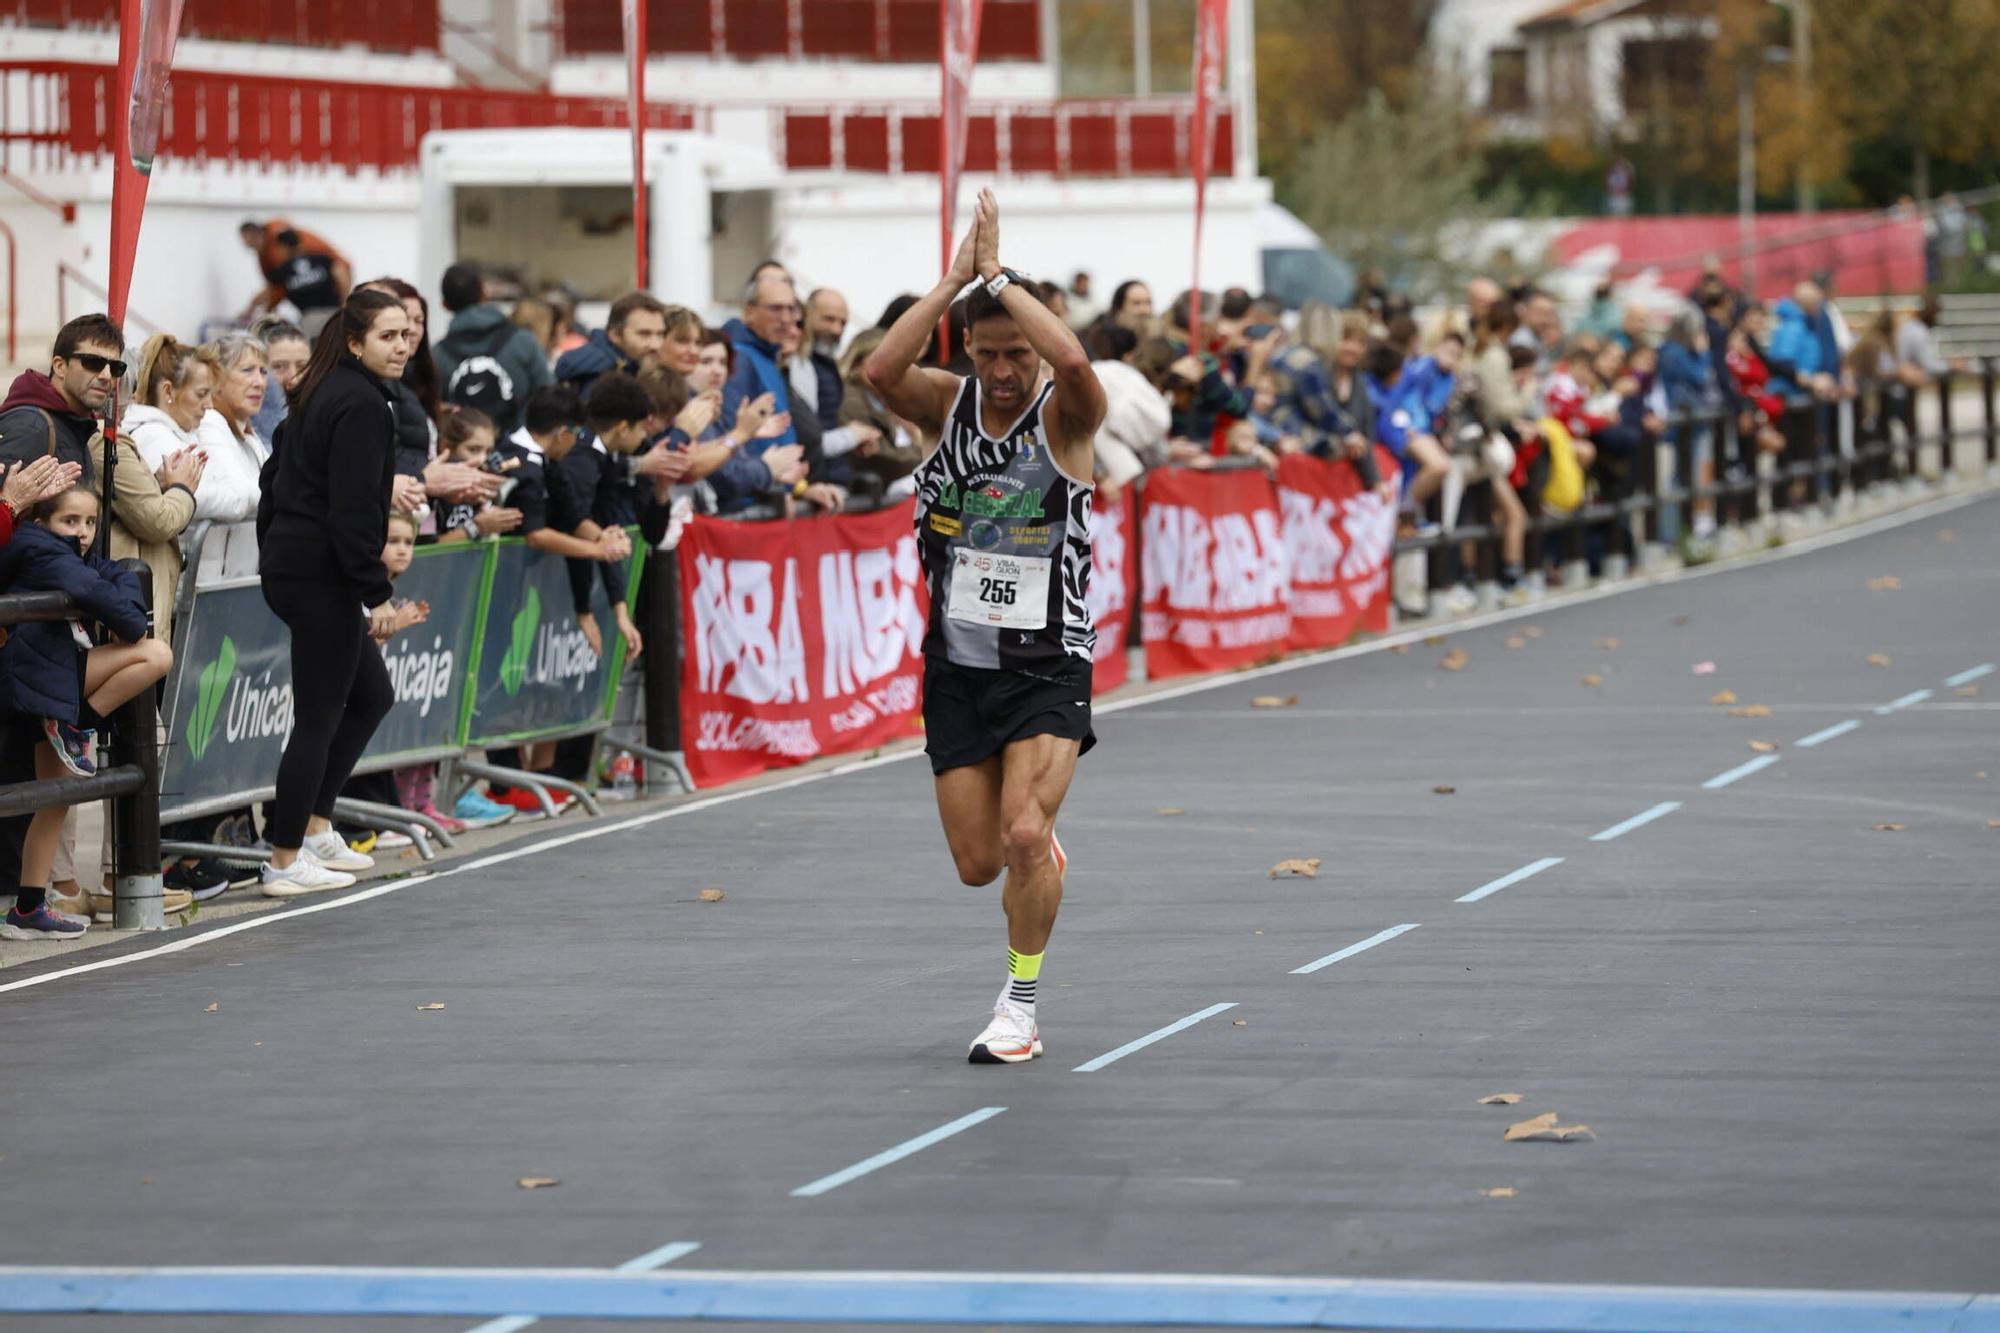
444, 323, 522, 423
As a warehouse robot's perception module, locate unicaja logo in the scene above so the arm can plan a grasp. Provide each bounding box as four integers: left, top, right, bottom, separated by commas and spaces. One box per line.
185, 635, 236, 762
500, 587, 541, 697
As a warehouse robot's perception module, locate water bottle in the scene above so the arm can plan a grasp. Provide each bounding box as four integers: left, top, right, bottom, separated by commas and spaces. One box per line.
610, 753, 639, 801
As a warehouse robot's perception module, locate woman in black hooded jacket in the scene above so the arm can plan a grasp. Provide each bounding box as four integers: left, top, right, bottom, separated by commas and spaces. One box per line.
254, 288, 411, 896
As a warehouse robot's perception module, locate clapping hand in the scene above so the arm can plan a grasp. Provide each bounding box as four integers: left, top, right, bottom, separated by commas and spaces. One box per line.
2, 456, 79, 512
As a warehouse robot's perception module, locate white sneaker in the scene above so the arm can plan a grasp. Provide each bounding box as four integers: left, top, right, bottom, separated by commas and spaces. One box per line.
303, 829, 373, 872
1441, 584, 1479, 616
260, 856, 357, 898
968, 997, 1041, 1064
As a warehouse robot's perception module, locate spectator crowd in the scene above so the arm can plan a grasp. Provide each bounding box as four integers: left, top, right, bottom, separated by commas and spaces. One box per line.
0, 214, 1976, 940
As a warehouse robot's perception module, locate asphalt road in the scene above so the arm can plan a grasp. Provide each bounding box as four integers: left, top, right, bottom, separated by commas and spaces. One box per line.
2, 491, 1996, 1332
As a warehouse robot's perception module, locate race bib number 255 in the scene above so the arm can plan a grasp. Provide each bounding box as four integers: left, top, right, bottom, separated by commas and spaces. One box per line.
948, 550, 1050, 631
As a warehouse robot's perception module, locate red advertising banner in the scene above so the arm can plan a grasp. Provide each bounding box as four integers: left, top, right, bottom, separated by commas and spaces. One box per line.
1276, 450, 1399, 652
1086, 489, 1137, 694
1140, 466, 1290, 680
622, 0, 648, 289
1185, 0, 1229, 353
679, 503, 927, 789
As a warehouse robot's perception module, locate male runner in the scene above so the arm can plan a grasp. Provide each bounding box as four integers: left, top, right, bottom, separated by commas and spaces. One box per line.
864, 190, 1107, 1064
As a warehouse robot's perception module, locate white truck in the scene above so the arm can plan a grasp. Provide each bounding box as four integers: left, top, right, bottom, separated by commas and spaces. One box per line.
416, 126, 1350, 326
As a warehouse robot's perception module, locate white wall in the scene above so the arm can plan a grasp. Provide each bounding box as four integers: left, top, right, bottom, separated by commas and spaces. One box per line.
1428, 0, 1560, 107
2, 161, 420, 359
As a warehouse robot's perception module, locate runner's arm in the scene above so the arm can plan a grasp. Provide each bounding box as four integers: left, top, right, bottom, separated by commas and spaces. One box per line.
973, 190, 1106, 454
862, 219, 982, 438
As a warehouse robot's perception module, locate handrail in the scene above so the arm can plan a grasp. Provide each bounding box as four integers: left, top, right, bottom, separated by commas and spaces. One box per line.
0, 166, 76, 222
57, 261, 164, 339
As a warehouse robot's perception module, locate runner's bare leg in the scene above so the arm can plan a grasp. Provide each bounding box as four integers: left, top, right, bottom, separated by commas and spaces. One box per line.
997, 734, 1080, 954
935, 757, 1005, 886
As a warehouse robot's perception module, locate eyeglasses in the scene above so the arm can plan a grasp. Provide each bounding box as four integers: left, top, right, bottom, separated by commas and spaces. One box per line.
756, 303, 804, 321
69, 352, 127, 378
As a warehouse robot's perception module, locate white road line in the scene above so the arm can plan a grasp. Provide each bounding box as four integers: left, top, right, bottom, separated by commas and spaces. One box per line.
790, 1107, 1006, 1199
1289, 924, 1422, 975
1797, 719, 1862, 748
1944, 663, 1995, 687
1457, 857, 1564, 905
1589, 801, 1683, 843
1072, 1003, 1240, 1072
465, 1243, 701, 1333
1702, 754, 1782, 790
1875, 689, 1933, 715
7, 485, 1996, 997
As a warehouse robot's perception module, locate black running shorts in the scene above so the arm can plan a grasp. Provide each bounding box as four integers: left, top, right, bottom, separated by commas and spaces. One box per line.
923, 656, 1097, 775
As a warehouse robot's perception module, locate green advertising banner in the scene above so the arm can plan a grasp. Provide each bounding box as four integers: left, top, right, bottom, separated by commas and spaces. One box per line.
462, 536, 645, 747
161, 542, 494, 821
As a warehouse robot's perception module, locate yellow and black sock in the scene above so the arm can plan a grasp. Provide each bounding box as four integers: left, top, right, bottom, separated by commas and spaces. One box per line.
1006, 948, 1042, 1008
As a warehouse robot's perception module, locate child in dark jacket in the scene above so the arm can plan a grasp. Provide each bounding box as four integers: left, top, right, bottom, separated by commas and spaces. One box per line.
0, 486, 173, 940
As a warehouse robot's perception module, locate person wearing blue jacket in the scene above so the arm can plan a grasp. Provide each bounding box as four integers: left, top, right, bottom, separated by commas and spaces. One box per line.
0, 485, 172, 940
552, 291, 668, 397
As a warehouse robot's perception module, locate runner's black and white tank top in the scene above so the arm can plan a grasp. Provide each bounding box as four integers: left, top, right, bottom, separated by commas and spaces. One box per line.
914, 378, 1094, 671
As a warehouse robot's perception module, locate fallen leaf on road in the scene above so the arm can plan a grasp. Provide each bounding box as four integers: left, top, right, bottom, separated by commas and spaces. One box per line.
1480, 1187, 1518, 1198
1478, 1093, 1523, 1106
1581, 674, 1604, 687
1433, 785, 1456, 795
517, 1177, 560, 1190
1872, 823, 1906, 832
1693, 661, 1718, 675
1955, 685, 1980, 697
1671, 615, 1691, 626
1728, 705, 1773, 718
203, 1003, 218, 1014
1440, 649, 1470, 671
1866, 654, 1892, 668
1158, 807, 1187, 816
1523, 626, 1543, 638
1597, 637, 1621, 650
417, 1003, 445, 1011
1425, 634, 1447, 647
1749, 741, 1779, 753
1865, 576, 1902, 591
1939, 528, 1956, 543
698, 888, 726, 903
1250, 695, 1298, 709
1389, 644, 1411, 654
1987, 820, 1999, 829
1232, 1019, 1247, 1027
1505, 635, 1527, 649
1710, 689, 1738, 705
1979, 772, 1990, 781
1269, 858, 1322, 879
1505, 1112, 1595, 1143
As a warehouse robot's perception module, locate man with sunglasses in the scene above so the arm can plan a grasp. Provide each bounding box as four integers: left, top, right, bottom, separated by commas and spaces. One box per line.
0, 316, 128, 519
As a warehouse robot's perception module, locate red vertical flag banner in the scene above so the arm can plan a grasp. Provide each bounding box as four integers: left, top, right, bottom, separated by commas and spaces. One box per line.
624, 0, 649, 289
938, 0, 984, 359
1185, 0, 1229, 354
106, 0, 185, 329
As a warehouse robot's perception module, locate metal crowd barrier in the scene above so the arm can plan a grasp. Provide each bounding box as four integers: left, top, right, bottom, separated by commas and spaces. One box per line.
1392, 361, 1999, 605
0, 559, 165, 930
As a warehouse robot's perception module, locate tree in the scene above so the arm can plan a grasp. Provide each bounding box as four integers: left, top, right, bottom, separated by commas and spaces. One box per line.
1254, 0, 1441, 186
1289, 88, 1535, 300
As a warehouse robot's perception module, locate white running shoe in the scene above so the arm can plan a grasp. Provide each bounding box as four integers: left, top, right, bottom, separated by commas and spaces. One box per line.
1441, 584, 1480, 616
968, 997, 1041, 1064
260, 856, 357, 898
303, 829, 374, 872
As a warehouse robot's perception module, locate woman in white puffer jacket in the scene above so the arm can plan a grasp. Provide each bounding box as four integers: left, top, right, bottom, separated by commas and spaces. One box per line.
191, 332, 273, 582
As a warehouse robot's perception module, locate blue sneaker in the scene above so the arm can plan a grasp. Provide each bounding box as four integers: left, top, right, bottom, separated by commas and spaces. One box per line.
1, 903, 89, 941
453, 788, 517, 830
43, 718, 94, 778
